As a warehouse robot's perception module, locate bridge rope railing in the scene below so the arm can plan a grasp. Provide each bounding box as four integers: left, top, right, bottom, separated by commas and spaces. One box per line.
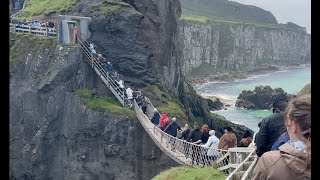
134, 98, 256, 174
78, 34, 126, 106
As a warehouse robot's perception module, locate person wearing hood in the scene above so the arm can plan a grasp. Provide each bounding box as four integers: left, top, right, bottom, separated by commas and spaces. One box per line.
252, 95, 311, 180
255, 92, 294, 157
238, 130, 253, 147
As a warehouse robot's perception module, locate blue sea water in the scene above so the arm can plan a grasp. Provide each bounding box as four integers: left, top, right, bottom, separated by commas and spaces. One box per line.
195, 66, 311, 132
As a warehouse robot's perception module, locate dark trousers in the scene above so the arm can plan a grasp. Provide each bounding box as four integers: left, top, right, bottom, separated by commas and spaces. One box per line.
142, 106, 147, 114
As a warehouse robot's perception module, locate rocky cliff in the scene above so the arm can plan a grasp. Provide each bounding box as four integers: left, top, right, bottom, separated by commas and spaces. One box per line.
9, 34, 177, 180
180, 19, 311, 76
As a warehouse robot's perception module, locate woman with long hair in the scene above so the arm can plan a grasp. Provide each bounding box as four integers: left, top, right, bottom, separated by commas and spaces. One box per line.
252, 95, 311, 179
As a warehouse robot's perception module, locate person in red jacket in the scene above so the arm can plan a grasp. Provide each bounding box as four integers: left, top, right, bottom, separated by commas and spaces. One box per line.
159, 114, 169, 128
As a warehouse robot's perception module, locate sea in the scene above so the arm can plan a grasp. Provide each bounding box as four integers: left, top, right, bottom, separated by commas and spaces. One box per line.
195, 65, 311, 132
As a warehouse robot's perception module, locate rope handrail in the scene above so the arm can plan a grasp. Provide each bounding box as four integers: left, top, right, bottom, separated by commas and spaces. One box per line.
134, 99, 257, 173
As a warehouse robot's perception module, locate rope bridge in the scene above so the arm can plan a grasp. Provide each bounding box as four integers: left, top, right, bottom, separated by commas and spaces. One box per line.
77, 35, 257, 179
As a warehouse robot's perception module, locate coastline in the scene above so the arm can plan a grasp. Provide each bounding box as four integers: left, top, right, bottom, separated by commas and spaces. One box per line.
189, 64, 310, 87
192, 64, 310, 105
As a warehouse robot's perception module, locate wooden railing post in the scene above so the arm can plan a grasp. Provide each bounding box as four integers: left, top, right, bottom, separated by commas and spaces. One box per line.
46, 27, 48, 36
29, 26, 32, 34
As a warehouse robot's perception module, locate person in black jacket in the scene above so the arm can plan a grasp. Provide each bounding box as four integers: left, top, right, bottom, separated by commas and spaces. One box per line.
150, 108, 160, 126
178, 124, 190, 140
164, 117, 181, 151
255, 92, 293, 157
186, 122, 202, 165
164, 117, 181, 137
186, 122, 202, 143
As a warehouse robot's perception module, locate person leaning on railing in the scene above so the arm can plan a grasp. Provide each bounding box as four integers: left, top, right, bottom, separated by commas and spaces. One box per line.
252, 95, 311, 180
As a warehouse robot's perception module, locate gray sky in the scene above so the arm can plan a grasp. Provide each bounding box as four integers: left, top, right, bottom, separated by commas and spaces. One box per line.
229, 0, 311, 33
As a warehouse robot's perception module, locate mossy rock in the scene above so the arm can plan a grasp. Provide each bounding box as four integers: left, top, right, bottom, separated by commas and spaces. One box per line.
75, 89, 136, 119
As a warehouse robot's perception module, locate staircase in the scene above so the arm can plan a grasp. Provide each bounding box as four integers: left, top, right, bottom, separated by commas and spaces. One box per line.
78, 34, 126, 106
225, 150, 258, 180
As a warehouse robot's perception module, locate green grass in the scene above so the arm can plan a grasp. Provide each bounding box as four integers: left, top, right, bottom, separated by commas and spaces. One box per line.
60, 43, 80, 47
10, 32, 57, 73
297, 83, 311, 96
18, 0, 79, 19
91, 0, 132, 15
180, 15, 209, 24
152, 166, 226, 180
75, 89, 136, 119
157, 101, 186, 121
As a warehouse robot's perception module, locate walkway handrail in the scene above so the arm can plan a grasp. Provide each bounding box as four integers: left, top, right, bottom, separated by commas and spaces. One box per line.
225, 148, 257, 179
9, 23, 57, 37
78, 35, 126, 106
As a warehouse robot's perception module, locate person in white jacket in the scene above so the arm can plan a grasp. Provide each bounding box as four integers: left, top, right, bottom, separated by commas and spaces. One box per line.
202, 130, 220, 164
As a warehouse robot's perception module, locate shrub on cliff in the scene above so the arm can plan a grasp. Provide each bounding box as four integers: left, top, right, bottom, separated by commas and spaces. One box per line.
297, 83, 311, 96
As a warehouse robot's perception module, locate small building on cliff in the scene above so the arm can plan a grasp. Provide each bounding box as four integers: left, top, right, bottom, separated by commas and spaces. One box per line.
57, 15, 91, 44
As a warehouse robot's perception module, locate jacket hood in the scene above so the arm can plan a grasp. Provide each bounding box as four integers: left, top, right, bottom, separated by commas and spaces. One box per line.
279, 143, 310, 176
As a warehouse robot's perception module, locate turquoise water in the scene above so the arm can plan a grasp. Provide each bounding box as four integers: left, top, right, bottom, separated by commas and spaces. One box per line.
195, 66, 311, 132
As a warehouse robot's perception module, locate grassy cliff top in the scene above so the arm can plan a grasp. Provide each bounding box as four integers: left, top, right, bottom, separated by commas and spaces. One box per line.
180, 0, 307, 33
152, 166, 226, 180
10, 32, 57, 72
17, 0, 80, 19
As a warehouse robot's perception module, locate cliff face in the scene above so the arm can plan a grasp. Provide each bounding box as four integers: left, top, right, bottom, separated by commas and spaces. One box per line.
9, 36, 177, 180
84, 0, 182, 96
180, 20, 311, 74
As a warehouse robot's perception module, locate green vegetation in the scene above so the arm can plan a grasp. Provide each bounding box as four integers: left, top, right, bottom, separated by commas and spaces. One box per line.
152, 166, 226, 180
180, 15, 209, 24
297, 83, 311, 96
157, 101, 186, 121
18, 0, 79, 19
75, 89, 136, 119
147, 85, 187, 121
60, 43, 80, 47
91, 0, 132, 15
10, 32, 57, 72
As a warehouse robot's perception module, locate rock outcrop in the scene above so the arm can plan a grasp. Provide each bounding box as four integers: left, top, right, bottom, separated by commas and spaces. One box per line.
179, 20, 311, 76
235, 85, 294, 110
9, 36, 177, 180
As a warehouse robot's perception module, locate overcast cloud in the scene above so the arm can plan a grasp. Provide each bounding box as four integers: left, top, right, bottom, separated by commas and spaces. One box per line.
229, 0, 311, 33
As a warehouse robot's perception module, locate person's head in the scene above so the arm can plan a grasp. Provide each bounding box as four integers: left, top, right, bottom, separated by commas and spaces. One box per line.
242, 130, 251, 139
98, 54, 102, 58
224, 126, 233, 133
193, 122, 199, 128
107, 62, 110, 64
285, 94, 311, 169
201, 124, 209, 133
209, 130, 215, 136
153, 108, 157, 113
183, 124, 189, 130
172, 117, 176, 122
